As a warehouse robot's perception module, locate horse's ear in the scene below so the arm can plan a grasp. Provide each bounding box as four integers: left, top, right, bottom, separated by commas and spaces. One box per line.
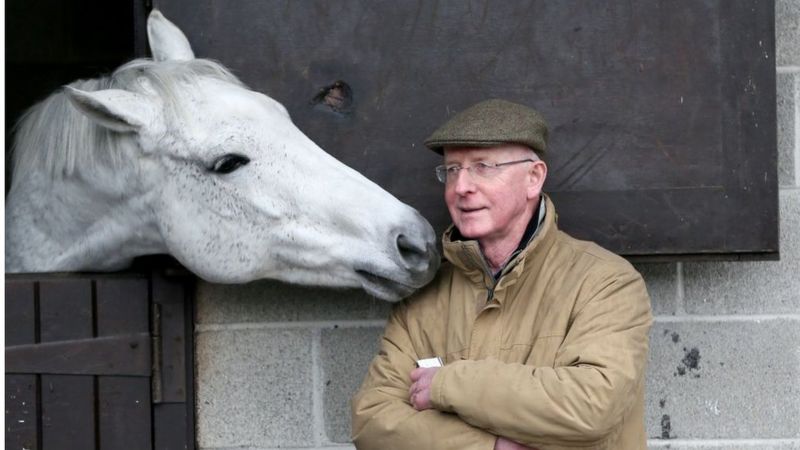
147, 10, 195, 62
65, 86, 157, 133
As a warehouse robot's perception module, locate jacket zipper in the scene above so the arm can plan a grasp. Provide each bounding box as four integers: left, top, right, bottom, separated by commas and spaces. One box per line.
486, 285, 495, 304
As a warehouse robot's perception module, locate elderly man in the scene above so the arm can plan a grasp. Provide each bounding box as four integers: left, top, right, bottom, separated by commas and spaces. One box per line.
351, 99, 652, 450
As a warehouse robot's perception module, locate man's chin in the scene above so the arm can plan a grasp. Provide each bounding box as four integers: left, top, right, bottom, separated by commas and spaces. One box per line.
453, 223, 489, 240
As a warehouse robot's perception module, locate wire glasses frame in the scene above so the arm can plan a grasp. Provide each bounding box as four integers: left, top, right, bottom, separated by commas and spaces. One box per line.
434, 158, 536, 184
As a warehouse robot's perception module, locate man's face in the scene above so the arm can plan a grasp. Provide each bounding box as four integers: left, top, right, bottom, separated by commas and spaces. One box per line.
443, 145, 546, 247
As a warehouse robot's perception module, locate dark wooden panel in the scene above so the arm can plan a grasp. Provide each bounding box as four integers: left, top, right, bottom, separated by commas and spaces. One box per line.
7, 279, 152, 375
7, 334, 151, 375
39, 279, 96, 450
153, 0, 778, 259
5, 280, 37, 346
98, 377, 152, 450
39, 280, 93, 342
96, 278, 150, 335
156, 302, 187, 402
152, 275, 187, 403
96, 278, 153, 449
40, 375, 96, 450
5, 280, 39, 450
5, 273, 196, 450
5, 0, 136, 64
154, 403, 192, 450
6, 376, 40, 450
152, 273, 196, 450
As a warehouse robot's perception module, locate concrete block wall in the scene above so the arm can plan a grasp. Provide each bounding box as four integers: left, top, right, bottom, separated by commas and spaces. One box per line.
195, 283, 390, 449
194, 3, 800, 449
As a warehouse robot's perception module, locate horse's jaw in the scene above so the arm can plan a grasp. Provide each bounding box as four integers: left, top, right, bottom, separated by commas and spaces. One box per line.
5, 181, 167, 273
352, 252, 440, 301
261, 196, 441, 301
161, 226, 440, 302
282, 221, 440, 302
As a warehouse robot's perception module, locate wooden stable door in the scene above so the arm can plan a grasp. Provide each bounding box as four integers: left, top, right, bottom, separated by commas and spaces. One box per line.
5, 273, 195, 450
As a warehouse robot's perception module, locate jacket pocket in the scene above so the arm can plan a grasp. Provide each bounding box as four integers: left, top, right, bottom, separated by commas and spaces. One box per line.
499, 334, 564, 366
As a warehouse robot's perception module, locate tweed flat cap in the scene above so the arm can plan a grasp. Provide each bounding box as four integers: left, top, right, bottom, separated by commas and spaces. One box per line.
424, 99, 549, 156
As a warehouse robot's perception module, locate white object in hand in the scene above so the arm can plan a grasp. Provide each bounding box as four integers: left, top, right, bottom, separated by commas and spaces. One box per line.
416, 357, 443, 368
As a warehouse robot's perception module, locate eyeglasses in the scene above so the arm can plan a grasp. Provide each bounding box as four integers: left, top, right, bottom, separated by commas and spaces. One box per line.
434, 158, 536, 184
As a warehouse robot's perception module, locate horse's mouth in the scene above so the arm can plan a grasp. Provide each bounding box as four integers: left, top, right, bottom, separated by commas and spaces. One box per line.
355, 269, 416, 302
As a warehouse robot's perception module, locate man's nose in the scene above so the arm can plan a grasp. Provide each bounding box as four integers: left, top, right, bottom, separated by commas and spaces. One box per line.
451, 168, 476, 194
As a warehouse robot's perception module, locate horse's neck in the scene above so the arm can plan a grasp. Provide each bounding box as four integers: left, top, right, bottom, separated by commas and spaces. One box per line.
6, 174, 166, 272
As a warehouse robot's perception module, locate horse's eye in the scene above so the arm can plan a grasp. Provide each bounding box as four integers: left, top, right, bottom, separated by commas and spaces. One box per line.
210, 154, 250, 174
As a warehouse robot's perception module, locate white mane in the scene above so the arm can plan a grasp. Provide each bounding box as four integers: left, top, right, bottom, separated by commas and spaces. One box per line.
10, 58, 243, 189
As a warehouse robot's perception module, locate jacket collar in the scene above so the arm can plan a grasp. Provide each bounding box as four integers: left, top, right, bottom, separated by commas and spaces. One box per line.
442, 194, 559, 291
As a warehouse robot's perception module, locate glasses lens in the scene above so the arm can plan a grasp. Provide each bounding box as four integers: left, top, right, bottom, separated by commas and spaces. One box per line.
435, 166, 447, 183
473, 162, 495, 178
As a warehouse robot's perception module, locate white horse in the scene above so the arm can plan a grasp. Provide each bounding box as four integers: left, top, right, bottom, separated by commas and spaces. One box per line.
5, 10, 439, 301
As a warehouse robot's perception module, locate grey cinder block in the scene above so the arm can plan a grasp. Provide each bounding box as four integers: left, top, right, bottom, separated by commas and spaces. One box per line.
777, 0, 800, 66
634, 262, 678, 315
683, 190, 800, 314
777, 71, 797, 187
196, 279, 392, 324
320, 326, 384, 443
196, 328, 314, 448
646, 320, 800, 440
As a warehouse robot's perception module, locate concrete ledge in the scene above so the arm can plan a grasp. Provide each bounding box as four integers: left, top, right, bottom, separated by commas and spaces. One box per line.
196, 280, 392, 324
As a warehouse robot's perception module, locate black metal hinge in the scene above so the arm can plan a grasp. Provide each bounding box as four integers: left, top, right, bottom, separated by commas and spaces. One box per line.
149, 293, 188, 404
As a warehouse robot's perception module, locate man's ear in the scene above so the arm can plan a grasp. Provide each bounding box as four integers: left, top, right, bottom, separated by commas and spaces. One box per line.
527, 160, 547, 200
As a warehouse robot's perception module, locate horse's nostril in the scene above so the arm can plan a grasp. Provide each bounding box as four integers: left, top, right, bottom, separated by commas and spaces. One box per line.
396, 234, 426, 267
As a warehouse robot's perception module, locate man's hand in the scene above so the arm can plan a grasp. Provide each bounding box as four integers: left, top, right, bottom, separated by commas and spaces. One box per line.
408, 367, 439, 410
494, 437, 539, 450
409, 368, 539, 449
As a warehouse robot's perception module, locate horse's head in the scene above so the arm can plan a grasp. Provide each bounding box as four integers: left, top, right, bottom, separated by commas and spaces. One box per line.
61, 11, 439, 301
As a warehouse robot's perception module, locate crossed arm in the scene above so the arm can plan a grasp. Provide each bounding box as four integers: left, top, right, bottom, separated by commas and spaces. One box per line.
351, 305, 500, 450
409, 367, 534, 450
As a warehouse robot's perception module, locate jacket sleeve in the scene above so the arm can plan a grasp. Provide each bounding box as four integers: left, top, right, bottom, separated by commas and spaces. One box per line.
428, 268, 653, 449
351, 302, 497, 450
